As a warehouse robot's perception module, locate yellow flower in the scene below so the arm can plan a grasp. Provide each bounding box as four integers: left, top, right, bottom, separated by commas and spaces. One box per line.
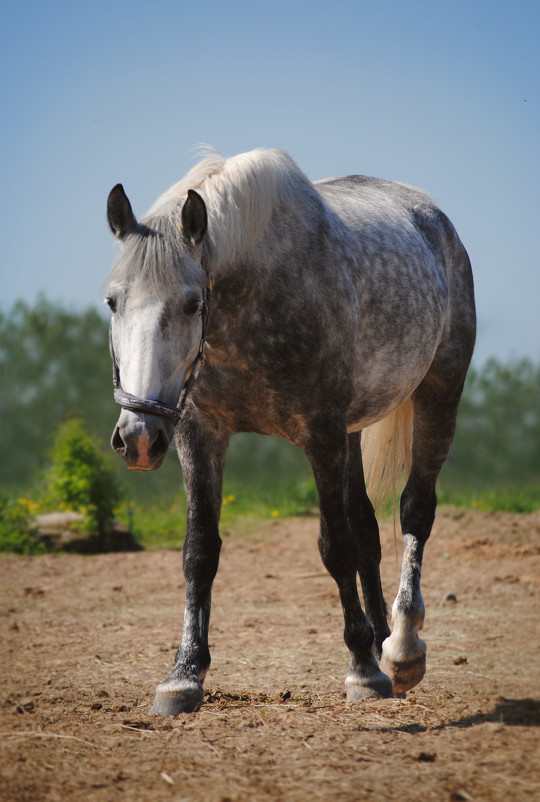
271, 510, 280, 518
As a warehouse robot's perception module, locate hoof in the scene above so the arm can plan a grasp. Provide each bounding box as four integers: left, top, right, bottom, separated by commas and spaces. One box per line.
380, 634, 426, 694
345, 667, 394, 702
149, 678, 204, 717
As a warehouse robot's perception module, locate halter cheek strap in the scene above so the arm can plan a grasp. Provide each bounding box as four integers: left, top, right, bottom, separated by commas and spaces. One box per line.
109, 273, 214, 425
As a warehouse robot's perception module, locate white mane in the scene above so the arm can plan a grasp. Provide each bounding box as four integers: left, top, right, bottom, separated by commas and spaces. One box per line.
144, 148, 315, 265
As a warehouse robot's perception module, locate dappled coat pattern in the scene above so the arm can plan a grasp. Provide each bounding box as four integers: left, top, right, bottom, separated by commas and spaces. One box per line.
105, 148, 475, 716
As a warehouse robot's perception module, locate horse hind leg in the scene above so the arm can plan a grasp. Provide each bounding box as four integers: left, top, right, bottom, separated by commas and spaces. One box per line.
380, 531, 427, 693
307, 413, 393, 702
347, 431, 390, 659
380, 375, 466, 693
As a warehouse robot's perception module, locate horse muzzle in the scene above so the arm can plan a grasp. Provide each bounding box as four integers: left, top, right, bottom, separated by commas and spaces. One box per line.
111, 411, 174, 471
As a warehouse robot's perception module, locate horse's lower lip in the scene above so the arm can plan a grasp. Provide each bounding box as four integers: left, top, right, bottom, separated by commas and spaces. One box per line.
127, 457, 164, 472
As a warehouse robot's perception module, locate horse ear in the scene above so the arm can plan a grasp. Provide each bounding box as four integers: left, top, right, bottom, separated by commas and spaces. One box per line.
107, 184, 137, 240
181, 189, 207, 245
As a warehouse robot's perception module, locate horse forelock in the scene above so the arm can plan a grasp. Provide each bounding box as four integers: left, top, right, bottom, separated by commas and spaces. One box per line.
105, 220, 204, 299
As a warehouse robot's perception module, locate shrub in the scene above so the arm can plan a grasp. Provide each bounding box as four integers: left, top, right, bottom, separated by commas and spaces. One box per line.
0, 494, 44, 555
45, 419, 122, 536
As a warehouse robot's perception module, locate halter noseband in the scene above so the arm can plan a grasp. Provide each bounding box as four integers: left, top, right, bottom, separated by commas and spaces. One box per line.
109, 273, 214, 425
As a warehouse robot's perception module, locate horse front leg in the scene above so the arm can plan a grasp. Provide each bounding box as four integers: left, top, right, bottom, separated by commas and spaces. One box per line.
307, 412, 393, 702
150, 416, 229, 717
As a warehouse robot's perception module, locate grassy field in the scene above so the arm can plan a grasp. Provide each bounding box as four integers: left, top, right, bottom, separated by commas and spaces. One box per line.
121, 479, 540, 551
117, 477, 320, 550
2, 472, 540, 555
437, 484, 540, 514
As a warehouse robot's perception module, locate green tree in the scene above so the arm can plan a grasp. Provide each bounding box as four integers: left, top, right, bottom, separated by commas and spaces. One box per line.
442, 358, 540, 487
1, 297, 539, 501
0, 296, 116, 486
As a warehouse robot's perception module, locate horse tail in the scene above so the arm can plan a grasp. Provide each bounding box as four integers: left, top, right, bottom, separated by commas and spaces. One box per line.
361, 398, 413, 512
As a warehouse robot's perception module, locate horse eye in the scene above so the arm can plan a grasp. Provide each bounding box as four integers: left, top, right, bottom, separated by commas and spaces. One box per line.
106, 297, 117, 313
183, 295, 202, 316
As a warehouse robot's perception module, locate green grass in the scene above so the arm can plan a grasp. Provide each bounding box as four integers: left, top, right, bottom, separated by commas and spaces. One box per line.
116, 496, 186, 550
437, 484, 540, 514
126, 481, 540, 551
2, 479, 540, 554
117, 477, 319, 550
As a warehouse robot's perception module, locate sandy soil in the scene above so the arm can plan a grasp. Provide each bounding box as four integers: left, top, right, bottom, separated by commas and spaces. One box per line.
1, 507, 539, 801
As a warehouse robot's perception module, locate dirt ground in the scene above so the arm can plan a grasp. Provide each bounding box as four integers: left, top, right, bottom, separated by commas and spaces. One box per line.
1, 507, 539, 802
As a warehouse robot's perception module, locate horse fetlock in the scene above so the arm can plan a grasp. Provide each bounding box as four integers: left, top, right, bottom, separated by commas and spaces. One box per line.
345, 659, 394, 702
391, 591, 425, 631
174, 648, 210, 680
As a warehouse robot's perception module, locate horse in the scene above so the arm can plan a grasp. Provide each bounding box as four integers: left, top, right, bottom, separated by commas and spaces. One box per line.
104, 148, 475, 717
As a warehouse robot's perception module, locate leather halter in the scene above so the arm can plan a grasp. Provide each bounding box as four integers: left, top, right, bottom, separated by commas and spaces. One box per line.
109, 274, 214, 425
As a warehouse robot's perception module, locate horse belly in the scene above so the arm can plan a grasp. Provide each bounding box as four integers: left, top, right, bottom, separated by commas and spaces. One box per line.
347, 320, 443, 431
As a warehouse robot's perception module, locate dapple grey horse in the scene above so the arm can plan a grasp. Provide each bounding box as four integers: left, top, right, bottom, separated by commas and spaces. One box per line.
105, 148, 475, 716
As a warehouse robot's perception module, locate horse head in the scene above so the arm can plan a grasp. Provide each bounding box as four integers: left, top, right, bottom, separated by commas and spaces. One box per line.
106, 184, 208, 470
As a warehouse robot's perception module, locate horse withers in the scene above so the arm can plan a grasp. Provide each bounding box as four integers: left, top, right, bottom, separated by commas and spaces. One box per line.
104, 148, 475, 716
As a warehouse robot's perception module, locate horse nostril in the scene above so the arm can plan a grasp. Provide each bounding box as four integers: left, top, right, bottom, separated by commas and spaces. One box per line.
112, 426, 126, 455
149, 427, 170, 461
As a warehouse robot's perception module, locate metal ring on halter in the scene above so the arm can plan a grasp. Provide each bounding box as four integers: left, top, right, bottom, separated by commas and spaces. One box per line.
109, 272, 213, 424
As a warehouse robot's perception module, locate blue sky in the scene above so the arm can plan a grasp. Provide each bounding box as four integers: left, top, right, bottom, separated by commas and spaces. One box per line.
1, 0, 538, 365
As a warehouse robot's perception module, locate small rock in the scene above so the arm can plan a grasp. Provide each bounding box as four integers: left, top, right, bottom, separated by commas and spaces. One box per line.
32, 512, 142, 554
442, 591, 457, 604
453, 656, 468, 666
416, 751, 436, 762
